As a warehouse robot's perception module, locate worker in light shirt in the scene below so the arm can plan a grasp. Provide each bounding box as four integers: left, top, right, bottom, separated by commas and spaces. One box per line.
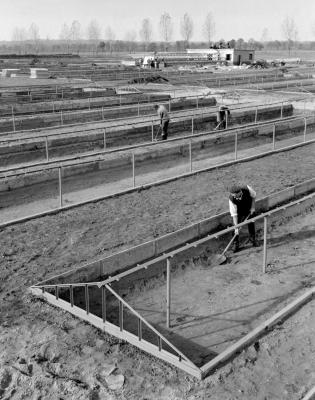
229, 184, 258, 252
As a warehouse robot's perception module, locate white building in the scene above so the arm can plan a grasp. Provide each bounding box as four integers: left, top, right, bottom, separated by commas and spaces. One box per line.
186, 48, 255, 65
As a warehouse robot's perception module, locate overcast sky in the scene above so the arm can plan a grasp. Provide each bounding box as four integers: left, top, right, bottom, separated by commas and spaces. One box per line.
1, 0, 315, 41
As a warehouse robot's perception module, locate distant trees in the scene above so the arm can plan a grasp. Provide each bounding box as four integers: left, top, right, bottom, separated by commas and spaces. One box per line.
203, 12, 215, 47
180, 13, 193, 47
28, 23, 40, 53
159, 12, 173, 50
70, 20, 82, 41
281, 17, 298, 54
260, 28, 269, 42
105, 27, 116, 53
139, 18, 153, 50
87, 20, 101, 41
124, 29, 137, 52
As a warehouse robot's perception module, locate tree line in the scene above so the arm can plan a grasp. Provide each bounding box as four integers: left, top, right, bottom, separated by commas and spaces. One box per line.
4, 14, 315, 55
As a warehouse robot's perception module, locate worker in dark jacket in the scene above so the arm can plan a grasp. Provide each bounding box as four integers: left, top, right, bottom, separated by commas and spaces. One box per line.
216, 105, 230, 130
229, 184, 258, 252
154, 104, 170, 140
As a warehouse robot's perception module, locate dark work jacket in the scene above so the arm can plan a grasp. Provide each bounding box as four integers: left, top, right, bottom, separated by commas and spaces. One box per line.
229, 187, 252, 217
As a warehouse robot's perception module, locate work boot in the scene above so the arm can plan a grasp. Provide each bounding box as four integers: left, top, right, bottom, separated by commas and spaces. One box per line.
250, 236, 258, 247
232, 235, 240, 253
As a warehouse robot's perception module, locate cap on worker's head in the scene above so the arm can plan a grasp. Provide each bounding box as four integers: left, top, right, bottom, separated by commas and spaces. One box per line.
229, 184, 242, 194
154, 104, 159, 109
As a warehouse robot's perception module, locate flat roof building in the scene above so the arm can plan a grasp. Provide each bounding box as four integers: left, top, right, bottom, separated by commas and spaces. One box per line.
186, 48, 255, 65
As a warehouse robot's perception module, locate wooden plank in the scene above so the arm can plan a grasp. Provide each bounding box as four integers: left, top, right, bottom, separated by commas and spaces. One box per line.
200, 288, 315, 378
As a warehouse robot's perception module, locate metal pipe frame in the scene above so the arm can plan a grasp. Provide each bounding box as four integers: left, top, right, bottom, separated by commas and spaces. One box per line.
32, 190, 315, 292
0, 97, 300, 140
2, 134, 315, 230
1, 113, 309, 180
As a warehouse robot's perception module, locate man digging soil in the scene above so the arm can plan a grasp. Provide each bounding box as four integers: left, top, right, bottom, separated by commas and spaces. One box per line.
228, 183, 258, 252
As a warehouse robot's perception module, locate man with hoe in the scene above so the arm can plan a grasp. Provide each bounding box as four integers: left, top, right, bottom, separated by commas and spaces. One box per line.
229, 184, 258, 252
154, 104, 170, 140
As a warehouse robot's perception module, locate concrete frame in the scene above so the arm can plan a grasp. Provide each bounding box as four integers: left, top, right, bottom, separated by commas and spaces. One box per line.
30, 191, 315, 379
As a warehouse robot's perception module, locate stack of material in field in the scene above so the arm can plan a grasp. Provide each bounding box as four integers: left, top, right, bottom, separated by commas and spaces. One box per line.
1, 69, 20, 77
30, 68, 49, 79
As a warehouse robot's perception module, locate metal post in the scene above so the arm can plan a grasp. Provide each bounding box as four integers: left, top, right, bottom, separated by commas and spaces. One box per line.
11, 106, 16, 132
166, 258, 171, 328
119, 301, 123, 331
61, 89, 64, 100
101, 286, 106, 322
58, 167, 63, 208
102, 106, 104, 120
70, 285, 74, 307
225, 110, 228, 129
103, 129, 106, 150
196, 96, 199, 109
234, 131, 238, 160
169, 98, 171, 112
254, 107, 258, 123
151, 120, 154, 141
138, 318, 142, 341
60, 110, 63, 125
189, 140, 192, 172
52, 101, 55, 113
272, 124, 276, 150
119, 94, 121, 107
85, 284, 89, 315
263, 217, 268, 273
304, 117, 307, 142
132, 153, 135, 188
280, 102, 283, 119
45, 136, 49, 161
191, 116, 194, 134
138, 102, 140, 116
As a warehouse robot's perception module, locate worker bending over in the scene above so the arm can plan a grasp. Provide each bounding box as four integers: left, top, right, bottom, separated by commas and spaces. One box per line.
217, 105, 230, 130
229, 184, 258, 252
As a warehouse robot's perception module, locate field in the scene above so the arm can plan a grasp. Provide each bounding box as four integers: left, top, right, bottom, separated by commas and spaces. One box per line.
0, 55, 315, 400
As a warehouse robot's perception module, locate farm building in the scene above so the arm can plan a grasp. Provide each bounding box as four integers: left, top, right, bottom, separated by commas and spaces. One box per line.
186, 48, 255, 65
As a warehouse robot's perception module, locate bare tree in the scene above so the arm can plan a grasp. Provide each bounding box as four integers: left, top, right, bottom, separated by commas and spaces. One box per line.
203, 12, 215, 47
105, 26, 116, 53
28, 23, 40, 53
124, 29, 137, 53
70, 20, 81, 41
159, 12, 173, 50
260, 28, 269, 42
281, 16, 297, 55
139, 18, 153, 50
11, 27, 27, 54
87, 19, 101, 41
180, 13, 193, 46
59, 23, 71, 52
59, 23, 70, 40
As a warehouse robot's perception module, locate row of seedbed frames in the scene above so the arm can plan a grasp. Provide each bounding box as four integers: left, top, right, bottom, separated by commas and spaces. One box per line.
30, 192, 315, 379
2, 93, 214, 132
0, 111, 313, 220
0, 98, 297, 154
2, 67, 313, 106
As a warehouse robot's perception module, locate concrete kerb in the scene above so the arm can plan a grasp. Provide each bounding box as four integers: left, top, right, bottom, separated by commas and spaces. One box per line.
30, 179, 315, 288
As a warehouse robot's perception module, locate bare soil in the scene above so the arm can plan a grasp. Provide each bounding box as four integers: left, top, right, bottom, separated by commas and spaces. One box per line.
0, 142, 315, 399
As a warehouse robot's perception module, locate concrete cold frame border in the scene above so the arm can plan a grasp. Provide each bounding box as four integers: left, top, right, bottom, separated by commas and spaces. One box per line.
30, 189, 315, 379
